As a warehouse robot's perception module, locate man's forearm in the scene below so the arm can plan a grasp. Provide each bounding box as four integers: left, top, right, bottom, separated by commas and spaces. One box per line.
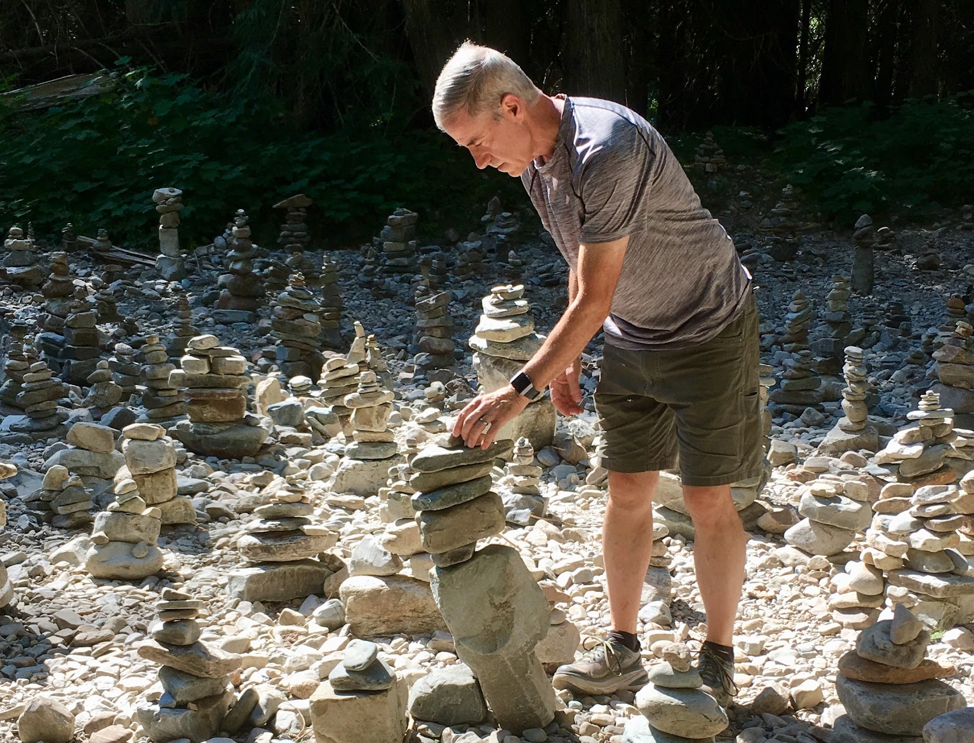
521, 295, 604, 391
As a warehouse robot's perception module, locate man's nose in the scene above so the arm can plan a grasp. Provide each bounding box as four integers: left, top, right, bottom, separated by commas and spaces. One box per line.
471, 149, 491, 169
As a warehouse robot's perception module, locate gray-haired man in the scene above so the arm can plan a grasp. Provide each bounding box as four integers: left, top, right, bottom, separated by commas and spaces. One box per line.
432, 42, 760, 704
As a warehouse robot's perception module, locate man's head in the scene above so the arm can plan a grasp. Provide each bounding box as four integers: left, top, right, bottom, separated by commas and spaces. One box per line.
433, 42, 543, 177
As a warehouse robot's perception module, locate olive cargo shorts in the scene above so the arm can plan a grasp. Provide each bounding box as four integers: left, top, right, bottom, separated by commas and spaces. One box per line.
594, 294, 762, 486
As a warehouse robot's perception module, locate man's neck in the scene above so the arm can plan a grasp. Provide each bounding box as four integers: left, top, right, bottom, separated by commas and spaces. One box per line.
532, 94, 565, 164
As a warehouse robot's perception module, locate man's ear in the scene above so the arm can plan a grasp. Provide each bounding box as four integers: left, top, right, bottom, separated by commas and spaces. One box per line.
500, 93, 521, 120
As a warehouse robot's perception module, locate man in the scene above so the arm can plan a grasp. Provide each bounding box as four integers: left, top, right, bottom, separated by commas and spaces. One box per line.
432, 42, 760, 704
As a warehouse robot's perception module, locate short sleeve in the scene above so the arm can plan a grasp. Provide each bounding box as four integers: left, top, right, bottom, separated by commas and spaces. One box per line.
577, 122, 655, 244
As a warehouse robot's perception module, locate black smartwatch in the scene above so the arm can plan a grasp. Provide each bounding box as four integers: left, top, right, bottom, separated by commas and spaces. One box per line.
510, 370, 544, 402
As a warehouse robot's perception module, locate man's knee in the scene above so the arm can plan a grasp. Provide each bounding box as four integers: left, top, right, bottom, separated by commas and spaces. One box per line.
607, 470, 658, 510
682, 484, 738, 527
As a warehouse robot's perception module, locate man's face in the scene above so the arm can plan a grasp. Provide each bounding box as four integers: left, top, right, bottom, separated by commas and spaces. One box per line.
443, 97, 533, 177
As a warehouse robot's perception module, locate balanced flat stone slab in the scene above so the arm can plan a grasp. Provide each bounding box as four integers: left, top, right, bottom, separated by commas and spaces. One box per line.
411, 439, 513, 474
137, 639, 242, 678
227, 560, 337, 603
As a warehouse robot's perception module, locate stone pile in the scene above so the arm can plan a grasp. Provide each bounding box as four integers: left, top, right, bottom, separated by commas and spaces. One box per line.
10, 357, 68, 441
228, 482, 338, 602
171, 334, 268, 459
332, 371, 399, 495
166, 294, 199, 360
153, 187, 187, 281
38, 252, 74, 340
379, 432, 421, 525
694, 131, 727, 173
61, 222, 78, 251
499, 437, 545, 526
784, 475, 870, 558
359, 246, 379, 297
269, 272, 324, 381
770, 349, 823, 416
110, 342, 141, 402
61, 290, 102, 385
0, 328, 33, 408
932, 320, 974, 415
135, 588, 240, 742
454, 236, 485, 282
377, 207, 418, 276
316, 356, 359, 421
319, 252, 344, 349
0, 463, 14, 609
874, 391, 954, 485
121, 423, 193, 526
310, 639, 409, 743
93, 281, 120, 324
820, 346, 879, 454
832, 607, 965, 741
366, 334, 393, 391
274, 193, 312, 252
623, 642, 728, 742
27, 463, 93, 529
2, 225, 43, 288
778, 290, 814, 351
414, 287, 455, 371
816, 275, 852, 358
505, 249, 524, 284
765, 185, 799, 236
140, 334, 186, 423
852, 213, 875, 296
84, 360, 123, 412
411, 436, 557, 733
214, 209, 262, 324
85, 471, 164, 580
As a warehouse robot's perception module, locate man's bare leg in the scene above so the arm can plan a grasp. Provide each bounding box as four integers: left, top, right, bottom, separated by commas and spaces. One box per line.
682, 484, 747, 646
603, 470, 659, 633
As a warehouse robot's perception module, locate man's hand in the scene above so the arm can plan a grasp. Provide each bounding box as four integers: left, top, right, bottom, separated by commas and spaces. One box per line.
550, 355, 584, 416
452, 386, 529, 449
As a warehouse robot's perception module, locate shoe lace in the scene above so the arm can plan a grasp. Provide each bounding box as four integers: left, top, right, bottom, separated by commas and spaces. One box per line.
698, 645, 738, 696
583, 639, 627, 675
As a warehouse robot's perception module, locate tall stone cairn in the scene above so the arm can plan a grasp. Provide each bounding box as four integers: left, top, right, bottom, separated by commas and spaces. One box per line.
110, 342, 141, 401
932, 319, 974, 414
122, 423, 194, 526
215, 209, 262, 323
414, 283, 455, 371
140, 333, 186, 423
823, 276, 853, 354
331, 371, 400, 495
0, 327, 33, 407
39, 252, 74, 337
11, 357, 69, 441
0, 463, 16, 609
820, 346, 880, 454
694, 131, 726, 173
135, 588, 240, 742
413, 437, 557, 733
153, 187, 187, 281
166, 293, 199, 360
320, 252, 344, 349
94, 279, 120, 323
274, 193, 313, 251
377, 207, 418, 276
270, 272, 324, 381
832, 607, 965, 741
85, 471, 164, 580
2, 225, 44, 288
317, 356, 359, 420
380, 432, 421, 524
60, 288, 102, 385
852, 213, 875, 296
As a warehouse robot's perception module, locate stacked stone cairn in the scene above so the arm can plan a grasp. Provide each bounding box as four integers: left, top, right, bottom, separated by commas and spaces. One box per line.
84, 360, 123, 413
269, 272, 324, 380
784, 473, 871, 558
215, 209, 262, 323
40, 459, 94, 529
166, 293, 199, 360
366, 334, 393, 391
61, 289, 102, 385
140, 334, 186, 423
359, 246, 379, 297
411, 436, 557, 733
61, 222, 78, 252
816, 275, 853, 358
0, 463, 15, 609
228, 483, 338, 602
820, 346, 880, 453
320, 252, 344, 349
93, 282, 120, 324
455, 236, 486, 282
136, 588, 240, 742
379, 432, 421, 524
94, 227, 113, 253
171, 334, 268, 459
852, 214, 875, 296
332, 371, 400, 495
11, 357, 68, 440
0, 327, 33, 408
38, 252, 74, 342
832, 606, 965, 742
121, 423, 194, 526
111, 342, 141, 401
505, 249, 524, 284
274, 193, 312, 252
499, 437, 545, 526
694, 131, 727, 173
874, 391, 954, 484
153, 187, 187, 281
932, 320, 974, 415
770, 292, 822, 415
377, 207, 418, 276
317, 356, 359, 421
623, 642, 728, 742
414, 285, 455, 371
470, 284, 556, 448
310, 639, 408, 743
85, 473, 164, 580
2, 225, 44, 288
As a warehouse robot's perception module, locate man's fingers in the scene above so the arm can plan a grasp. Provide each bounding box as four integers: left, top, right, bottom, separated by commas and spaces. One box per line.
567, 372, 582, 403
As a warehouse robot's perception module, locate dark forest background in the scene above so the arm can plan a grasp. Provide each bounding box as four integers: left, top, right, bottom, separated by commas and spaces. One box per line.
1, 0, 972, 248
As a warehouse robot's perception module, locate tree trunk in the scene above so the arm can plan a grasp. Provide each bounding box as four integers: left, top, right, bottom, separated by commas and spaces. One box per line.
909, 0, 940, 98
563, 0, 627, 104
796, 0, 812, 115
873, 0, 899, 107
656, 1, 689, 130
818, 0, 872, 106
399, 0, 470, 102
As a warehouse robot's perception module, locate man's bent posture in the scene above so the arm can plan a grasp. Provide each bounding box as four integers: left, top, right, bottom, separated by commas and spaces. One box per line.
432, 42, 760, 704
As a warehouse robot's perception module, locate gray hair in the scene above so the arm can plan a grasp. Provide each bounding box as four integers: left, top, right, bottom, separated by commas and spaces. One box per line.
432, 41, 540, 130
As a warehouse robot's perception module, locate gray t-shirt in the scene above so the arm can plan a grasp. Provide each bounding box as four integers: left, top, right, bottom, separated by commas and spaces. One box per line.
521, 96, 751, 350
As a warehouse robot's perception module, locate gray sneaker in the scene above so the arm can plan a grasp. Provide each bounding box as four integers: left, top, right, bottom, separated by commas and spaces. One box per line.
696, 644, 738, 707
552, 639, 649, 695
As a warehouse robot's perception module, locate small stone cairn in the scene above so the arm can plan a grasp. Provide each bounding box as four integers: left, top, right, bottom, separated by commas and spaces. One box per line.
110, 342, 141, 401
274, 193, 312, 252
140, 333, 186, 423
414, 284, 455, 371
624, 642, 728, 742
852, 213, 875, 296
2, 225, 44, 288
61, 289, 102, 385
0, 328, 33, 407
505, 249, 524, 284
784, 472, 871, 558
455, 236, 486, 282
85, 473, 164, 580
61, 222, 78, 251
932, 320, 974, 415
499, 437, 545, 526
765, 185, 799, 236
380, 432, 422, 524
310, 639, 408, 743
11, 357, 68, 440
215, 209, 262, 323
38, 252, 74, 339
470, 284, 556, 448
317, 356, 359, 421
413, 436, 557, 733
359, 246, 379, 296
171, 334, 268, 459
820, 346, 879, 453
32, 463, 93, 529
269, 272, 324, 381
332, 371, 400, 496
166, 293, 199, 360
0, 463, 15, 609
153, 187, 187, 281
121, 423, 193, 526
84, 360, 123, 412
770, 292, 822, 415
228, 483, 338, 602
874, 391, 954, 484
93, 281, 120, 324
817, 276, 853, 357
694, 131, 726, 173
320, 252, 344, 349
832, 607, 965, 741
378, 207, 418, 276
135, 588, 240, 742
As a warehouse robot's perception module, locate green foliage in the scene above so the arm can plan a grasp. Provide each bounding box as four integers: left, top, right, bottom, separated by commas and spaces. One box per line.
771, 95, 974, 223
0, 67, 523, 249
